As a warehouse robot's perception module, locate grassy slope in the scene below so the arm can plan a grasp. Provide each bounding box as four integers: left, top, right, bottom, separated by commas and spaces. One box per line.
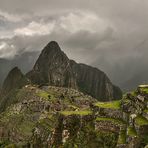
0, 85, 148, 147
94, 100, 121, 110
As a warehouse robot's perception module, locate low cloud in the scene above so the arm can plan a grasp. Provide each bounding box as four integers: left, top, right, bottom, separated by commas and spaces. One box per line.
0, 10, 112, 60
58, 11, 109, 33
0, 9, 30, 23
0, 42, 17, 59
14, 21, 55, 36
0, 10, 23, 22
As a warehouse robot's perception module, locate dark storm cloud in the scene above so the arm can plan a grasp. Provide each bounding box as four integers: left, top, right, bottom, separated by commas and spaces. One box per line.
0, 0, 148, 90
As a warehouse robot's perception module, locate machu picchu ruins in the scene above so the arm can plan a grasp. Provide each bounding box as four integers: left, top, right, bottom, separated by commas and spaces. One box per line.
0, 84, 147, 147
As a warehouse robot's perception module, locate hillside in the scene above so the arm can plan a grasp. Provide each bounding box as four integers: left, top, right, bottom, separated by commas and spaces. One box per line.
0, 84, 147, 147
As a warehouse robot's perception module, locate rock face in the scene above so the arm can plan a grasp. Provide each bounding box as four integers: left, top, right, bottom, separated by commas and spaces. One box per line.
70, 60, 121, 101
26, 41, 77, 89
27, 41, 122, 100
2, 67, 29, 94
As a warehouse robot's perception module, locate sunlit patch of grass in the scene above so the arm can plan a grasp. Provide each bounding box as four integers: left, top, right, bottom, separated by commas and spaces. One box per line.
94, 100, 121, 110
141, 88, 148, 93
123, 99, 131, 103
135, 115, 148, 126
60, 110, 92, 116
127, 126, 137, 137
37, 91, 49, 99
138, 85, 148, 94
96, 117, 126, 125
68, 105, 79, 110
37, 91, 55, 101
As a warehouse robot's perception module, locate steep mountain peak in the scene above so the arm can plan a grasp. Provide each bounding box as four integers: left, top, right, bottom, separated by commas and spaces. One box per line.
47, 40, 60, 47
42, 41, 61, 55
8, 66, 21, 74
26, 41, 77, 88
34, 40, 68, 71
2, 67, 29, 94
27, 41, 122, 100
46, 41, 60, 49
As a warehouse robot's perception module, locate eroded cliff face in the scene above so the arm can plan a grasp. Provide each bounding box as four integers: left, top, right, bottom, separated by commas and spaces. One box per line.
27, 41, 122, 100
70, 60, 119, 101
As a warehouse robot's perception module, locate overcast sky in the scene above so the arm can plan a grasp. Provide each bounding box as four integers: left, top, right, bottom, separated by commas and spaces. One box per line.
0, 0, 148, 90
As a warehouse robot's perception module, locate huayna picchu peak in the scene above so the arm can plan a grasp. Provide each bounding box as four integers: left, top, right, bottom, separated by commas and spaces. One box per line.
0, 82, 147, 147
26, 41, 77, 90
26, 41, 122, 101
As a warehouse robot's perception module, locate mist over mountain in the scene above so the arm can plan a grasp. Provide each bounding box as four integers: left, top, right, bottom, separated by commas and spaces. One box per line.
0, 41, 121, 101
0, 43, 148, 91
1, 0, 148, 91
0, 51, 39, 86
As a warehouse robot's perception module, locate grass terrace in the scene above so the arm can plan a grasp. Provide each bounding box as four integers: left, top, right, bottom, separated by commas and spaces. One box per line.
96, 117, 126, 125
37, 91, 49, 99
138, 85, 148, 94
118, 129, 127, 144
140, 88, 148, 94
67, 105, 79, 110
60, 110, 92, 116
127, 126, 137, 137
94, 100, 121, 110
135, 115, 148, 126
37, 90, 55, 101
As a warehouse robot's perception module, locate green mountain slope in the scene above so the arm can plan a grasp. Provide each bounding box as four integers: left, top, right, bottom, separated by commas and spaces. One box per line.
0, 85, 147, 147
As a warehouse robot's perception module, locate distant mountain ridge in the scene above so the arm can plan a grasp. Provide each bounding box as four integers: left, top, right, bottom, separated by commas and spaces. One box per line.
26, 41, 122, 100
0, 51, 39, 86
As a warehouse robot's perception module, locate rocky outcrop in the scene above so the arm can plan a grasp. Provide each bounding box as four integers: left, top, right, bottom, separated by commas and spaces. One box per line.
27, 41, 122, 100
119, 86, 148, 148
70, 60, 121, 100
